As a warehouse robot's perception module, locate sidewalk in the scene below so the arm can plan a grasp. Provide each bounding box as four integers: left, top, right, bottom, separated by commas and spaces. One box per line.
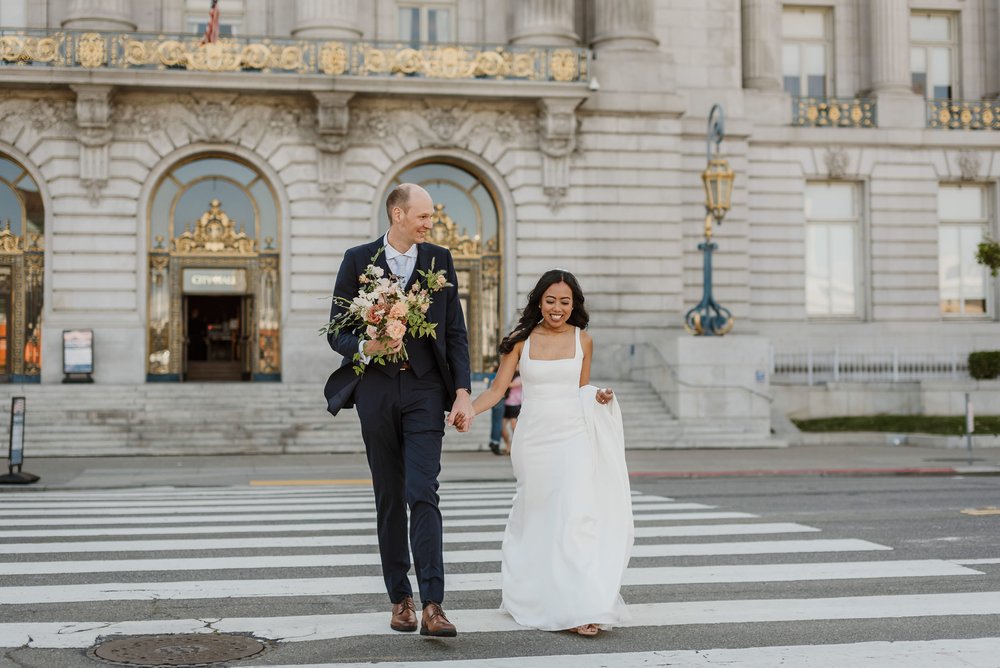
4, 443, 999, 490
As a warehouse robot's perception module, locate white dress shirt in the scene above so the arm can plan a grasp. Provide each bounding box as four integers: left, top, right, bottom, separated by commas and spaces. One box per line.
384, 233, 418, 287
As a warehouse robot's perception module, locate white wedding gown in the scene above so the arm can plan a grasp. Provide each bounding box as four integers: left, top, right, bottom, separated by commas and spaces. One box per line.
500, 326, 635, 631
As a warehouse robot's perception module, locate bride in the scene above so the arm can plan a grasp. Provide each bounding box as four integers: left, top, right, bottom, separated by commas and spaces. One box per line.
471, 269, 634, 636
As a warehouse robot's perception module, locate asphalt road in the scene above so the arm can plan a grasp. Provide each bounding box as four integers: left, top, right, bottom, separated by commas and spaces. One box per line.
1, 474, 998, 667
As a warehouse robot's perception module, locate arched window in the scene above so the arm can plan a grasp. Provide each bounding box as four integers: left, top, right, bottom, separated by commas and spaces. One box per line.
148, 154, 280, 382
387, 161, 503, 372
0, 154, 44, 381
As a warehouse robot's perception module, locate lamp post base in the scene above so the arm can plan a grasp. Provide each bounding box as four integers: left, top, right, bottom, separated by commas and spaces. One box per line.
0, 470, 40, 485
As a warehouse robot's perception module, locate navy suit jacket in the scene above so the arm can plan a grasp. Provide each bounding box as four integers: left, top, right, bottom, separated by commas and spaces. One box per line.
323, 237, 472, 416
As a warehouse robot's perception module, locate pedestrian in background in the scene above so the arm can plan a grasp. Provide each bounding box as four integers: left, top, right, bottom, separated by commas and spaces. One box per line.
501, 370, 522, 455
486, 362, 505, 455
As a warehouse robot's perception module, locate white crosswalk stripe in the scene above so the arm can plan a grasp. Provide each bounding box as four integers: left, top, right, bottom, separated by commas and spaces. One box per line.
0, 481, 996, 667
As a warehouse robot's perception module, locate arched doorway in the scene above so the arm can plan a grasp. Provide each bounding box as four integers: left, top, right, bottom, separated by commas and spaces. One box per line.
386, 161, 503, 374
147, 155, 281, 382
0, 154, 43, 383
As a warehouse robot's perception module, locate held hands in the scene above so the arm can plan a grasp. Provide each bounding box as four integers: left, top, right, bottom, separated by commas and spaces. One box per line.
595, 387, 614, 406
447, 390, 475, 433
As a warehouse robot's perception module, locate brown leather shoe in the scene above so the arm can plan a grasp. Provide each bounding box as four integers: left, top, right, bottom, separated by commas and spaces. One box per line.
390, 596, 418, 632
420, 602, 457, 637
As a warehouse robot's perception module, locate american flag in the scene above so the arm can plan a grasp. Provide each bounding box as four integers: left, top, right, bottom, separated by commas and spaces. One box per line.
200, 0, 220, 45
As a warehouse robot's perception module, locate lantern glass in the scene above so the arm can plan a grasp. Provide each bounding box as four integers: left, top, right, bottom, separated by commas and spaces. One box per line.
702, 158, 734, 220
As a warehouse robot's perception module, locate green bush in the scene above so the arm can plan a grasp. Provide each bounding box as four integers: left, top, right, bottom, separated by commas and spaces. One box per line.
969, 351, 1000, 380
976, 238, 1000, 277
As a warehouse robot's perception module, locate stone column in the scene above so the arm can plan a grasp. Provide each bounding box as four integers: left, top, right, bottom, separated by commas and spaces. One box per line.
293, 0, 362, 40
62, 0, 135, 31
510, 0, 577, 46
591, 0, 659, 52
868, 0, 911, 94
741, 0, 781, 91
866, 0, 924, 127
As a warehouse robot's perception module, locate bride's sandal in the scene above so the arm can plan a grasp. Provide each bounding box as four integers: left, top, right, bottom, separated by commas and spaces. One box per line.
572, 624, 600, 637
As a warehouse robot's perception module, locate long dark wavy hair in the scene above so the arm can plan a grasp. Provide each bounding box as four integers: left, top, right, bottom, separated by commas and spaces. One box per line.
498, 270, 589, 354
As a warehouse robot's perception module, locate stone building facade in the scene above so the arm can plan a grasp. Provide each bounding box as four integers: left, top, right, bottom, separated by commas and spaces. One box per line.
0, 1, 998, 432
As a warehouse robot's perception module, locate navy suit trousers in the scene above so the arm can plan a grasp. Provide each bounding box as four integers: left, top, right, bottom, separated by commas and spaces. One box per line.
354, 366, 447, 605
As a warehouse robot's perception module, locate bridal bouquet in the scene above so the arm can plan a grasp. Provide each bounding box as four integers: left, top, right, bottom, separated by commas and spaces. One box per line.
321, 247, 452, 375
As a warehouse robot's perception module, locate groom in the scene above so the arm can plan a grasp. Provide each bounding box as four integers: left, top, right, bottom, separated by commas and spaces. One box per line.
324, 183, 474, 638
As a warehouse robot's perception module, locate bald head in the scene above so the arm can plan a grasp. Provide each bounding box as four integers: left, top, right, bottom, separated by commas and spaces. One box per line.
386, 183, 431, 226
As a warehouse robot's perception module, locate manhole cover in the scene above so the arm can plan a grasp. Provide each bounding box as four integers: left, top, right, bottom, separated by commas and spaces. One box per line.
92, 634, 265, 666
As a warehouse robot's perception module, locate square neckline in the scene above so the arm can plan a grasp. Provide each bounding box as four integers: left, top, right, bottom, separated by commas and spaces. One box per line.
524, 326, 579, 362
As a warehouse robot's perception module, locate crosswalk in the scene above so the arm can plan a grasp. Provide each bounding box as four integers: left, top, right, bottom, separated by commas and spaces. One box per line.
0, 481, 998, 666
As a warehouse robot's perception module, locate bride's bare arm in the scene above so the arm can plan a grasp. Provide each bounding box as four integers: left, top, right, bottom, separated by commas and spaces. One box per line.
579, 330, 593, 387
472, 343, 522, 416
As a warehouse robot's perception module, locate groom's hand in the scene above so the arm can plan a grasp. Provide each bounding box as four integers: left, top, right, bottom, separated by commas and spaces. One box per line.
447, 390, 474, 433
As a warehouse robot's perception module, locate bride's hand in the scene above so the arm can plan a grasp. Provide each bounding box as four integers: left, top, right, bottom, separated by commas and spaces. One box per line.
595, 388, 613, 405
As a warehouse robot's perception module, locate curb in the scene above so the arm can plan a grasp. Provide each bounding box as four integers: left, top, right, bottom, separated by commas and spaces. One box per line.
629, 466, 1000, 479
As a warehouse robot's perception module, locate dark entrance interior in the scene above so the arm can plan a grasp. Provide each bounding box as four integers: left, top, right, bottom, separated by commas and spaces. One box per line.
185, 295, 249, 382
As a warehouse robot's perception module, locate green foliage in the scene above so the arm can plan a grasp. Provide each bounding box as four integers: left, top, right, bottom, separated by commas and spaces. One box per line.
969, 351, 1000, 380
793, 415, 1000, 435
976, 237, 1000, 277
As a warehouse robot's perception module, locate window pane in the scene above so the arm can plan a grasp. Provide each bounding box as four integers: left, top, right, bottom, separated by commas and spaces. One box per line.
938, 186, 983, 221
782, 10, 824, 39
806, 225, 830, 315
0, 0, 28, 26
910, 48, 926, 73
804, 44, 826, 97
959, 225, 986, 312
0, 157, 23, 183
428, 8, 450, 43
828, 224, 856, 314
911, 14, 950, 42
805, 183, 854, 220
938, 226, 961, 312
784, 76, 801, 96
0, 183, 22, 237
911, 72, 927, 97
930, 47, 952, 99
399, 7, 419, 44
807, 74, 825, 97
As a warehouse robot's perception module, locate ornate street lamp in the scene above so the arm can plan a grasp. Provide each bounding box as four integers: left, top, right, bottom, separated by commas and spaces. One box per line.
685, 104, 735, 336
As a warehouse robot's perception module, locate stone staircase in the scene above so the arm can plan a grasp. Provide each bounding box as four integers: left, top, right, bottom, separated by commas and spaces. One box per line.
0, 379, 776, 457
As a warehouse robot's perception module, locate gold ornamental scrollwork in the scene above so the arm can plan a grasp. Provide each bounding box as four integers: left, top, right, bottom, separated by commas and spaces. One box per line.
171, 199, 256, 256
117, 36, 309, 73
76, 32, 107, 68
320, 41, 348, 74
0, 33, 65, 64
429, 204, 481, 257
549, 49, 577, 82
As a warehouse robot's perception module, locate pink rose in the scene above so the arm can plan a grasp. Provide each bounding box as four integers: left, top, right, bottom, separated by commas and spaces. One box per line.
389, 301, 408, 319
367, 308, 384, 325
366, 325, 378, 338
386, 319, 407, 341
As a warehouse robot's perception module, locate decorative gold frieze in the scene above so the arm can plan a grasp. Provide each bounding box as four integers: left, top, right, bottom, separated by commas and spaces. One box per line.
171, 199, 256, 256
429, 204, 481, 257
0, 33, 65, 65
549, 48, 578, 82
793, 97, 876, 128
928, 99, 1000, 131
0, 29, 588, 83
320, 41, 348, 75
77, 32, 107, 68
